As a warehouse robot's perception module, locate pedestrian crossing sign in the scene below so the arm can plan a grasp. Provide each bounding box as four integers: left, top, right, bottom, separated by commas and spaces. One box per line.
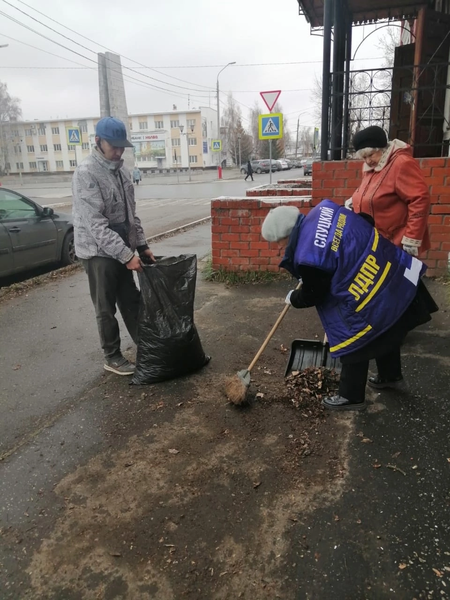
66, 126, 82, 145
212, 140, 222, 151
258, 113, 283, 140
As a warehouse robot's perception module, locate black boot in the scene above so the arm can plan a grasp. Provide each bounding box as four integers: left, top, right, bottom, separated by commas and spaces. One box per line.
368, 375, 404, 390
322, 395, 366, 411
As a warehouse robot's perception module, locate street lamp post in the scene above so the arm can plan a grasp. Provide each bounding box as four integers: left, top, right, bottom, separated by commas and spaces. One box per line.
237, 133, 242, 168
216, 61, 236, 177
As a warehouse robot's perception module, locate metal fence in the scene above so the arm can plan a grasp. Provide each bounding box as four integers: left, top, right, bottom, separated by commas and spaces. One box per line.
328, 62, 450, 158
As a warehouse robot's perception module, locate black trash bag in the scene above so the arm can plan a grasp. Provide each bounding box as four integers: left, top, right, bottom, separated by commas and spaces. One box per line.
131, 254, 209, 384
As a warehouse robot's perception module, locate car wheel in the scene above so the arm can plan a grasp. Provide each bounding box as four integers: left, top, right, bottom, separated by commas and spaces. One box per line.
256, 168, 262, 174
61, 231, 77, 266
240, 168, 246, 174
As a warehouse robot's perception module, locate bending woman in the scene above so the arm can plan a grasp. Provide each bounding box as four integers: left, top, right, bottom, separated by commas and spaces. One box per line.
261, 201, 438, 411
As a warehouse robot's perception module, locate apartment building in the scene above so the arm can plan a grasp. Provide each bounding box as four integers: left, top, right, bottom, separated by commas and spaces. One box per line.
1, 107, 218, 175
129, 108, 218, 171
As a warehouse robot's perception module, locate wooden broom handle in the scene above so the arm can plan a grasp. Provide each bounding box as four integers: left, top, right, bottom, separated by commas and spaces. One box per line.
247, 281, 302, 373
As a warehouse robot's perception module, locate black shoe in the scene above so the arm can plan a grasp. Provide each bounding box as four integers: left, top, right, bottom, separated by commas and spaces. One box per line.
368, 375, 404, 390
322, 395, 366, 411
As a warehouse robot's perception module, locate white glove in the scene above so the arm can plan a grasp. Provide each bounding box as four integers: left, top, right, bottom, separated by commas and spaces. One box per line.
344, 197, 353, 210
403, 244, 419, 257
285, 290, 294, 305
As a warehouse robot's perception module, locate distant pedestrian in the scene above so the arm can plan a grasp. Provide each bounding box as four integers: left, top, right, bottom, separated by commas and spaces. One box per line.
132, 166, 141, 185
72, 117, 155, 376
244, 160, 254, 182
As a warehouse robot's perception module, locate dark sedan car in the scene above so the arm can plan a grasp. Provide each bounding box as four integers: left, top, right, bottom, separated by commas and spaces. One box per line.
0, 187, 76, 278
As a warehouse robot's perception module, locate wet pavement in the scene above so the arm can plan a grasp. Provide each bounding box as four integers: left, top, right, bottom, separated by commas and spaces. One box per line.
0, 223, 449, 599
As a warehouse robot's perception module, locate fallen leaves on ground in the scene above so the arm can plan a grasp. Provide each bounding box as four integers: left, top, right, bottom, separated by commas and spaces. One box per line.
285, 368, 339, 411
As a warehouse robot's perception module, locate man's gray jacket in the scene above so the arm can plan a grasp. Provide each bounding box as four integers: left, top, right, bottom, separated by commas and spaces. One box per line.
72, 149, 147, 264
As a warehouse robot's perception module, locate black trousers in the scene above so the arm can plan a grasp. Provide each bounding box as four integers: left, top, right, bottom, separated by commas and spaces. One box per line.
338, 347, 402, 402
245, 173, 253, 181
81, 257, 140, 360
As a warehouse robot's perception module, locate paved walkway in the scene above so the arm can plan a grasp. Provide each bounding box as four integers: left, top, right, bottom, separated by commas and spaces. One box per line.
0, 223, 449, 598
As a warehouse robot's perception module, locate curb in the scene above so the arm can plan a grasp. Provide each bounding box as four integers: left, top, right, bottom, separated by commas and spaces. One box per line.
145, 216, 211, 243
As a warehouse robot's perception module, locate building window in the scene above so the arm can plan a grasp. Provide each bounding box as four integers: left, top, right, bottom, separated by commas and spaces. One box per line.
187, 119, 196, 128
129, 122, 133, 130
54, 144, 62, 151
38, 126, 46, 135
170, 120, 179, 128
80, 123, 88, 133
69, 160, 77, 167
188, 137, 197, 146
82, 142, 89, 150
68, 145, 75, 151
139, 121, 148, 130
29, 161, 37, 169
189, 155, 198, 164
56, 160, 64, 168
16, 162, 24, 169
171, 138, 180, 147
27, 145, 34, 152
11, 129, 19, 137
40, 144, 48, 152
14, 146, 22, 154
25, 129, 32, 136
154, 120, 164, 129
51, 127, 60, 134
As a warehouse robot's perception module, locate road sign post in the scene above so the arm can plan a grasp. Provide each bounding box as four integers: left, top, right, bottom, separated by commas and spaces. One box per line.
66, 127, 82, 146
259, 91, 282, 184
260, 90, 281, 113
258, 113, 283, 184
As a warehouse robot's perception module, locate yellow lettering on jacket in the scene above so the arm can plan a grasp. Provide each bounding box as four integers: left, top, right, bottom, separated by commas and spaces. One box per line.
331, 213, 347, 252
348, 254, 381, 302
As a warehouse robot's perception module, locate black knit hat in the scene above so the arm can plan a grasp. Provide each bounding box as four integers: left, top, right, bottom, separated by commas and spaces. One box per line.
353, 126, 388, 152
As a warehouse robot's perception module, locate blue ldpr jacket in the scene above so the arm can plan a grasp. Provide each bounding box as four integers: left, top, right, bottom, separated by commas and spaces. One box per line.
280, 200, 427, 357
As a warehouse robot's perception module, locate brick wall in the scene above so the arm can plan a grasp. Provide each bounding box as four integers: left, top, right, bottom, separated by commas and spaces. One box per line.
312, 157, 450, 276
211, 197, 312, 272
211, 158, 450, 276
246, 185, 312, 197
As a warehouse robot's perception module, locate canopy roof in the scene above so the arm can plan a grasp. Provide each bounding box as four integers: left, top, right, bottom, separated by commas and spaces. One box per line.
297, 0, 432, 27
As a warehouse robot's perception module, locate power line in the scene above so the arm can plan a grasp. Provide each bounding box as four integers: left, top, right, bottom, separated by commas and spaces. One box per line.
0, 10, 212, 101
4, 0, 215, 93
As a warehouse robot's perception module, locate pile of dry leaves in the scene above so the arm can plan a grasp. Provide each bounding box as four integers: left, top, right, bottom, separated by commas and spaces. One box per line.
285, 367, 339, 412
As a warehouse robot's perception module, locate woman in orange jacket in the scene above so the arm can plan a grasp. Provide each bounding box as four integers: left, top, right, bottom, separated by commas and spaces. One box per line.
346, 126, 430, 256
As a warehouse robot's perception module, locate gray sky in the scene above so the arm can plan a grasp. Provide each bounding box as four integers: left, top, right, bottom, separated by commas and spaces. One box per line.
0, 0, 391, 133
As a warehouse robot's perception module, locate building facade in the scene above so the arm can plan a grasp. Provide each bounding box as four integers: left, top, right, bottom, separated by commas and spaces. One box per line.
1, 107, 218, 175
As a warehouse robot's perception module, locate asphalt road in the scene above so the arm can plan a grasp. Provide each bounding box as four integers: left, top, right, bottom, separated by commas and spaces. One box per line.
28, 170, 302, 237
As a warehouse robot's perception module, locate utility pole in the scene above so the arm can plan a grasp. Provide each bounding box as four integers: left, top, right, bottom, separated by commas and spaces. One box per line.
216, 61, 236, 177
295, 118, 299, 158
237, 133, 241, 167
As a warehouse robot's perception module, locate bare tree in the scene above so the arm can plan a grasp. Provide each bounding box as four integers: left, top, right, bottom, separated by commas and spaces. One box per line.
221, 93, 243, 166
249, 101, 262, 157
0, 82, 22, 174
299, 126, 314, 156
231, 119, 253, 165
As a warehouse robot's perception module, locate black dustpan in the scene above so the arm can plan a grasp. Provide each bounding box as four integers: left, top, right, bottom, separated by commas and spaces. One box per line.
285, 334, 341, 376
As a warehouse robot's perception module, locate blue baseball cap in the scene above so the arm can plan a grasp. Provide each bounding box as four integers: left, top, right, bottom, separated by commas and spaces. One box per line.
95, 117, 133, 148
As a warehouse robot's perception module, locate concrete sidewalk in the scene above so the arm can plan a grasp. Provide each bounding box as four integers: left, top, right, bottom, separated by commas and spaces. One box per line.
0, 223, 449, 599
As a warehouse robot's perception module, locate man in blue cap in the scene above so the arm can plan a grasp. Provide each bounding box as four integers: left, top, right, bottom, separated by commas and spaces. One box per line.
72, 117, 155, 375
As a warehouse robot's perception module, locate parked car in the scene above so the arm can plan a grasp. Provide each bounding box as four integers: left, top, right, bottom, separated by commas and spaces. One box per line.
289, 159, 302, 168
275, 159, 290, 171
0, 187, 76, 278
240, 160, 261, 175
250, 159, 277, 174
303, 159, 315, 176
